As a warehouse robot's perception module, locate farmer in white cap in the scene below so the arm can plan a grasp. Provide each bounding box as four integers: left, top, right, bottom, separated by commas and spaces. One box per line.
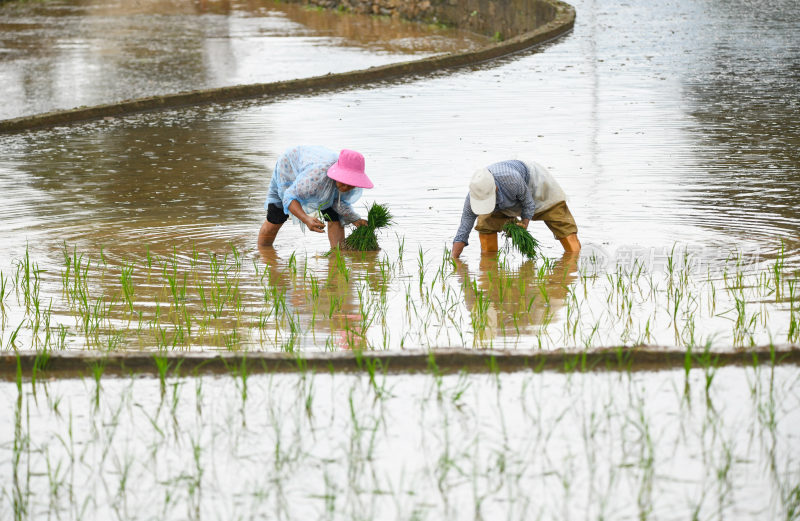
258, 145, 374, 249
452, 159, 580, 259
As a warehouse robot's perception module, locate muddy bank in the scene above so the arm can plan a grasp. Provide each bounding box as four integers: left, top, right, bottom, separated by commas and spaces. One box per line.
0, 0, 574, 133
3, 345, 798, 380
295, 0, 558, 40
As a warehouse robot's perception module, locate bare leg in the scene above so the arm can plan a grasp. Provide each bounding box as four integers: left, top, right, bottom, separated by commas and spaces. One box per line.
327, 221, 345, 249
559, 233, 581, 252
258, 220, 283, 247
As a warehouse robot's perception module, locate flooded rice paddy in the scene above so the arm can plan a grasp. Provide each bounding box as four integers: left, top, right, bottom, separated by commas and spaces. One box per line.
1, 238, 798, 351
3, 366, 800, 519
0, 0, 486, 120
0, 0, 798, 353
1, 0, 799, 517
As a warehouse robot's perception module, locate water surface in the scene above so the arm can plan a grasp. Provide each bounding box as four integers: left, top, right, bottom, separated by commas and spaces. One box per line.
0, 0, 486, 119
2, 366, 799, 519
0, 0, 798, 352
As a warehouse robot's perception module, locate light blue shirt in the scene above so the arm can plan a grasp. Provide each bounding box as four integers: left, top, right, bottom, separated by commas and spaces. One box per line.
265, 145, 363, 224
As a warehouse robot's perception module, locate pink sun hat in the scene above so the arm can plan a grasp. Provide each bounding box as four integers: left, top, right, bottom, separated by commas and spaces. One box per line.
326, 149, 374, 189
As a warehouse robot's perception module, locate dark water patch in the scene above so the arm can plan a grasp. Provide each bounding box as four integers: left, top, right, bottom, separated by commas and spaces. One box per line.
0, 0, 487, 120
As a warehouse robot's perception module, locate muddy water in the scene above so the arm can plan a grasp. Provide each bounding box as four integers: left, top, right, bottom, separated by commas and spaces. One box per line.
0, 0, 798, 351
0, 0, 486, 120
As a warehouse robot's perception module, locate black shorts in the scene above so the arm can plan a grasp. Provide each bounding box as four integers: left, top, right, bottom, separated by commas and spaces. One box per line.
266, 203, 340, 225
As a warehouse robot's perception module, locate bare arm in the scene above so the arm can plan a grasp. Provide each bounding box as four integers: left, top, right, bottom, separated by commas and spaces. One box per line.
288, 200, 325, 233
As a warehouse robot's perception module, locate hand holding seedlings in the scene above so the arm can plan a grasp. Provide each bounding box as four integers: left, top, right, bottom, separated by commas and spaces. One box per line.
451, 159, 580, 257
258, 146, 374, 249
303, 214, 326, 233
343, 203, 393, 251
502, 221, 540, 259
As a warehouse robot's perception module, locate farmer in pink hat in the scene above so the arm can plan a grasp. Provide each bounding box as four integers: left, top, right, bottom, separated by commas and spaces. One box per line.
258, 145, 374, 249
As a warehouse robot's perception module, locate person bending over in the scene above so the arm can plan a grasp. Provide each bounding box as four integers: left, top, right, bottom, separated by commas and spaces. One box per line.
452, 159, 580, 259
258, 146, 374, 249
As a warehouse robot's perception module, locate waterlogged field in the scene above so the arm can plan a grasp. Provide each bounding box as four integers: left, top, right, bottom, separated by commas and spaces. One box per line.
0, 0, 487, 120
2, 365, 800, 520
0, 239, 798, 352
1, 0, 799, 517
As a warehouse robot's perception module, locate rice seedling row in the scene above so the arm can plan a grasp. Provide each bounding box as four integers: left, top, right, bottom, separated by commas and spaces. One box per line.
1, 363, 799, 520
1, 240, 798, 353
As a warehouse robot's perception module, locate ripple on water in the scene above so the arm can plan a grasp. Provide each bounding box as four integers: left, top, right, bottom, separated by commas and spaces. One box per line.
0, 0, 798, 352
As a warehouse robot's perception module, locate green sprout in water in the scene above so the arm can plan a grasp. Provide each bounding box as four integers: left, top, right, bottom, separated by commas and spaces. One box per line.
343, 203, 393, 251
502, 221, 540, 259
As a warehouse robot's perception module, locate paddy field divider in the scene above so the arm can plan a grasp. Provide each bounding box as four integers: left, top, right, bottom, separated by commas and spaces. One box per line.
3, 345, 799, 380
0, 0, 575, 134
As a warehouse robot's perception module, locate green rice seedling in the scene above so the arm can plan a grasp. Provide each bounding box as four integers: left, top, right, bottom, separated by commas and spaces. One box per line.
344, 225, 378, 251
230, 241, 242, 269
344, 203, 393, 251
220, 355, 250, 407
502, 221, 540, 259
60, 242, 72, 298
99, 244, 108, 272
772, 240, 785, 299
15, 246, 44, 314
396, 233, 405, 262
90, 358, 106, 407
153, 353, 172, 396
332, 248, 350, 283
666, 244, 678, 281
120, 261, 135, 314
55, 324, 68, 350
376, 258, 391, 287
309, 274, 320, 301
367, 201, 392, 230
0, 270, 9, 312
29, 349, 49, 397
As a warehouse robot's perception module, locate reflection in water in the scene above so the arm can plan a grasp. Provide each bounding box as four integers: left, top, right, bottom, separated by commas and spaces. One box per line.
456, 253, 578, 346
257, 246, 376, 351
0, 233, 797, 352
0, 0, 486, 119
4, 368, 800, 519
679, 0, 800, 258
278, 3, 487, 53
0, 118, 274, 265
0, 0, 798, 352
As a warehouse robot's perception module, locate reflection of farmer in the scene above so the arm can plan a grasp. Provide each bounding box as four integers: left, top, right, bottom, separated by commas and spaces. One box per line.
451, 160, 581, 258
257, 246, 372, 350
454, 253, 579, 341
258, 146, 375, 249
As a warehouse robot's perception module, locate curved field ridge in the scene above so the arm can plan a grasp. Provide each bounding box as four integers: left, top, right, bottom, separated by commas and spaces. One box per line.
0, 0, 575, 134
3, 345, 799, 379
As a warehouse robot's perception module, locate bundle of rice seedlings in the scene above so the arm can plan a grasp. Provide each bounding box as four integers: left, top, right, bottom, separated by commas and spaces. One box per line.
502, 221, 540, 259
344, 203, 393, 251
344, 225, 379, 251
367, 202, 392, 229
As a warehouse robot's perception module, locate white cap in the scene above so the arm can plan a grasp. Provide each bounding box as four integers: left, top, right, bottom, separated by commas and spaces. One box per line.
469, 167, 496, 215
